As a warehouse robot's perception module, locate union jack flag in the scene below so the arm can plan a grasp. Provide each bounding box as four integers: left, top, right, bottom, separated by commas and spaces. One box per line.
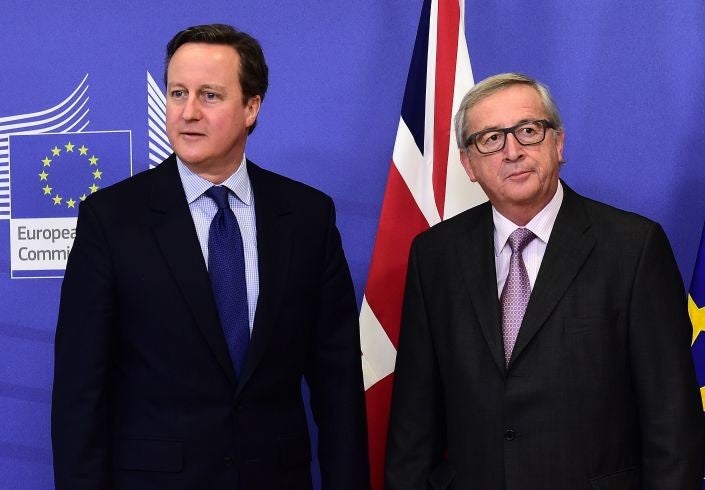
359, 1, 485, 487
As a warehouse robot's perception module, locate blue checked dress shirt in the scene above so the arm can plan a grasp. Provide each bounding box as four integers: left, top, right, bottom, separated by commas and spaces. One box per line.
176, 156, 259, 335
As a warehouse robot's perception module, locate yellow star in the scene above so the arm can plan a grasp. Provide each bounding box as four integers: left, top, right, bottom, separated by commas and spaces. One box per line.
80, 194, 87, 201
88, 155, 99, 165
89, 183, 99, 193
65, 142, 75, 152
42, 156, 52, 167
66, 198, 77, 208
92, 169, 103, 179
51, 146, 61, 156
689, 294, 705, 346
38, 170, 49, 181
78, 145, 89, 155
700, 387, 705, 412
53, 194, 63, 205
42, 184, 52, 195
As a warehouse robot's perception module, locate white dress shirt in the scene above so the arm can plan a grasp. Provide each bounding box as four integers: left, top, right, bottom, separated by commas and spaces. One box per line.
493, 181, 564, 297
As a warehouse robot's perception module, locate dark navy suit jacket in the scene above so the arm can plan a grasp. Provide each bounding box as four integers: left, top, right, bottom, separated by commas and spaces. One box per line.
52, 155, 369, 489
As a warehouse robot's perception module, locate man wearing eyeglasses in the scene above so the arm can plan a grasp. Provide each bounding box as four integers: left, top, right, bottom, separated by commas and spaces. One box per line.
385, 73, 704, 490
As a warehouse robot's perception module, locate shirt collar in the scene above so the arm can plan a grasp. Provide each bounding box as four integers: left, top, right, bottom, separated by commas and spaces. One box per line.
493, 180, 564, 256
176, 154, 253, 206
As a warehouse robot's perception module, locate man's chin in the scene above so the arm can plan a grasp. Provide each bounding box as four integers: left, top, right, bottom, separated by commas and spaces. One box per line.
501, 183, 546, 206
178, 155, 209, 170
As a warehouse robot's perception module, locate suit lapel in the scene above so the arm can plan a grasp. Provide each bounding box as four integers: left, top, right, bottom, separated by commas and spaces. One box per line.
509, 183, 596, 366
235, 162, 293, 396
148, 156, 238, 389
455, 203, 506, 374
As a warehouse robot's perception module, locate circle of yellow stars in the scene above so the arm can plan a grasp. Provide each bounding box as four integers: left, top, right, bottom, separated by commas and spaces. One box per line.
38, 141, 103, 208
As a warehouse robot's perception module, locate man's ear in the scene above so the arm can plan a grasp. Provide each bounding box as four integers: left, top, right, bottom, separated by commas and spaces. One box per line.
554, 129, 565, 163
245, 95, 262, 129
460, 149, 478, 182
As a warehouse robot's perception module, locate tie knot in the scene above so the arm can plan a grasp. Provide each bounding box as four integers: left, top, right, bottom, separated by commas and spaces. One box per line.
205, 186, 230, 210
507, 228, 535, 253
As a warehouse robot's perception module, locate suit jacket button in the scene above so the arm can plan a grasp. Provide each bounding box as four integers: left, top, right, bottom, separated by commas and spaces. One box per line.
503, 429, 516, 441
224, 456, 234, 467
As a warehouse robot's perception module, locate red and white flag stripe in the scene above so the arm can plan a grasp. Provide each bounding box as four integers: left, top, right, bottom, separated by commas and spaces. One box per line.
361, 1, 486, 487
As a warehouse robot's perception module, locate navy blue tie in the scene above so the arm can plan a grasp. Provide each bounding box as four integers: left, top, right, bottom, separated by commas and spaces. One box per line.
205, 186, 250, 380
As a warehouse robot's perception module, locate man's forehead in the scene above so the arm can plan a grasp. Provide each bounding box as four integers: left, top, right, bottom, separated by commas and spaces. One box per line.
174, 41, 239, 54
467, 85, 545, 130
166, 43, 240, 86
168, 42, 240, 68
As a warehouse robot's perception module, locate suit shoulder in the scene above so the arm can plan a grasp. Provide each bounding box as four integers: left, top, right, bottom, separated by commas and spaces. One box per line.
249, 162, 334, 207
417, 201, 491, 239
562, 188, 675, 262
576, 192, 661, 234
81, 165, 155, 210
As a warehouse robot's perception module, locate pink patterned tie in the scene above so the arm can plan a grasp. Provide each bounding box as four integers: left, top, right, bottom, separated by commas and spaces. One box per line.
501, 228, 536, 366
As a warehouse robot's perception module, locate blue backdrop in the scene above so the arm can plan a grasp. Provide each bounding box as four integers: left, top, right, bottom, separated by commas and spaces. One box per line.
1, 1, 704, 488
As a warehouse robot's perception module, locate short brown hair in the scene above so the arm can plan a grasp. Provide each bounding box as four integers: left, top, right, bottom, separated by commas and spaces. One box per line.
165, 24, 269, 133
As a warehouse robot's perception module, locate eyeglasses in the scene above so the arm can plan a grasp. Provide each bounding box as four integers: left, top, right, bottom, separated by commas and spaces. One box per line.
464, 119, 556, 154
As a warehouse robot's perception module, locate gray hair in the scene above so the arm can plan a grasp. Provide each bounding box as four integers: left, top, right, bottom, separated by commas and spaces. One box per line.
453, 73, 563, 149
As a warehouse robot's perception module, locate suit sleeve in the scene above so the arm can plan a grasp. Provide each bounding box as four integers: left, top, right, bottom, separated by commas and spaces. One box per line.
628, 223, 705, 489
51, 199, 115, 490
385, 237, 447, 490
304, 197, 370, 490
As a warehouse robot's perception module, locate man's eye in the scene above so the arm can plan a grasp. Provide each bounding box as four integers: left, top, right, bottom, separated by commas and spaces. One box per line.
480, 132, 501, 144
170, 90, 185, 98
203, 92, 219, 101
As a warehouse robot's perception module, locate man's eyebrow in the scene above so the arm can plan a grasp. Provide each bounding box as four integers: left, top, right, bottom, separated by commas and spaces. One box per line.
199, 84, 227, 91
165, 83, 227, 91
475, 118, 539, 133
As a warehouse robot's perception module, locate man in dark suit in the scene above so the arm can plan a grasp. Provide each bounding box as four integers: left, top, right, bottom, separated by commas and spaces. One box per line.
385, 73, 704, 489
51, 24, 369, 489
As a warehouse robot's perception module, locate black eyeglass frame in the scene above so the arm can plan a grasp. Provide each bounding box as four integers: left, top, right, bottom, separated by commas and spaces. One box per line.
464, 119, 556, 154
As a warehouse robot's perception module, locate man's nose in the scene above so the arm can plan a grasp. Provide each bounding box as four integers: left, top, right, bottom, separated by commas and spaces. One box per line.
182, 96, 201, 120
503, 132, 525, 160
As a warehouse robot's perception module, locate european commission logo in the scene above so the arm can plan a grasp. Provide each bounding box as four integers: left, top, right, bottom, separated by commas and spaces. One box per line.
9, 132, 132, 278
1, 73, 171, 278
1, 75, 133, 279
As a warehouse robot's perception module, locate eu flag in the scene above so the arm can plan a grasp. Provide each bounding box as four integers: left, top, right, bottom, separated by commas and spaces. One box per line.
689, 223, 705, 412
9, 131, 132, 219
